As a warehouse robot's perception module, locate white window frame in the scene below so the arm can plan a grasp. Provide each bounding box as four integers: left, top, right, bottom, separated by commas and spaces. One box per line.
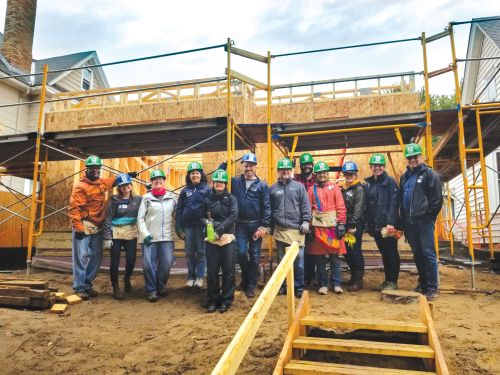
81, 68, 93, 90
484, 68, 497, 102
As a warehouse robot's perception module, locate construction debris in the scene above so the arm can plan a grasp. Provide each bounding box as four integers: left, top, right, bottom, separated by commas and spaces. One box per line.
0, 285, 52, 308
380, 289, 421, 304
50, 304, 68, 314
65, 295, 82, 305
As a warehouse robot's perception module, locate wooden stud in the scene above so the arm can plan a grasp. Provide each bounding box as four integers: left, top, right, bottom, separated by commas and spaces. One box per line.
0, 296, 31, 307
300, 316, 428, 333
50, 304, 68, 314
284, 360, 437, 375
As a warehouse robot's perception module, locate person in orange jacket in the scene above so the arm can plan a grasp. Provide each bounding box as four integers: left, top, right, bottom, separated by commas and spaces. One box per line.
307, 161, 347, 295
68, 155, 137, 300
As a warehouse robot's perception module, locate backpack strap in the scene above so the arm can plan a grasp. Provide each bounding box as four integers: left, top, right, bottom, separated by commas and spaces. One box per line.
313, 184, 322, 212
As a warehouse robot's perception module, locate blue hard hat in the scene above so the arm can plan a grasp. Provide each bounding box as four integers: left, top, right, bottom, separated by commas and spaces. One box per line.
116, 173, 132, 186
241, 152, 257, 164
342, 161, 358, 173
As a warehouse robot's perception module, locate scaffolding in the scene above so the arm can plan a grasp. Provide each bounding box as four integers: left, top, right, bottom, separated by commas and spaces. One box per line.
0, 17, 499, 291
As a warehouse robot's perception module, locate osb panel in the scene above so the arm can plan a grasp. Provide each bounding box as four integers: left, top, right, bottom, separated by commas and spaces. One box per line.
0, 191, 29, 247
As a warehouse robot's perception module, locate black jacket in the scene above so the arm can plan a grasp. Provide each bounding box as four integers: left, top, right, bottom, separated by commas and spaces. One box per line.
341, 181, 366, 229
400, 163, 443, 225
365, 172, 400, 233
201, 190, 238, 235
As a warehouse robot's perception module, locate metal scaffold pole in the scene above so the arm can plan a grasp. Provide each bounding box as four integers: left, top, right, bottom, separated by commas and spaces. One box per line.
226, 38, 233, 191
26, 64, 48, 276
267, 50, 274, 274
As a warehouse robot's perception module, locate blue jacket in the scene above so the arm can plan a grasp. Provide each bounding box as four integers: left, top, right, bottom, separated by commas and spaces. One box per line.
175, 183, 211, 227
231, 175, 271, 228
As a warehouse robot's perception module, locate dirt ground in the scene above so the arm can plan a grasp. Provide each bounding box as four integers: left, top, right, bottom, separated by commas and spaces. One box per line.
0, 266, 498, 375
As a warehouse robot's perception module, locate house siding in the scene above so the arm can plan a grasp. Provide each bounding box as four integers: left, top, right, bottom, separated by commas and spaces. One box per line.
474, 36, 500, 102
55, 60, 101, 92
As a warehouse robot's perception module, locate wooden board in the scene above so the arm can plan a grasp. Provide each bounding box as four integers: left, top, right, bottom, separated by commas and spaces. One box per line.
55, 292, 67, 302
65, 294, 82, 305
0, 295, 30, 307
50, 304, 68, 314
0, 287, 50, 299
300, 316, 428, 333
292, 337, 435, 358
284, 360, 436, 375
0, 280, 49, 289
381, 289, 421, 304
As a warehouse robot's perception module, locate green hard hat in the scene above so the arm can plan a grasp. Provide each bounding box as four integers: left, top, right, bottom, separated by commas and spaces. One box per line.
277, 158, 294, 170
212, 169, 228, 183
187, 161, 203, 173
313, 161, 329, 173
85, 155, 102, 167
404, 143, 423, 158
299, 153, 314, 165
150, 169, 166, 180
369, 153, 386, 165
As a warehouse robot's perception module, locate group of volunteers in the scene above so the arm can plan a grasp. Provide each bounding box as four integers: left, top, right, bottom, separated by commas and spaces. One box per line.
68, 141, 442, 314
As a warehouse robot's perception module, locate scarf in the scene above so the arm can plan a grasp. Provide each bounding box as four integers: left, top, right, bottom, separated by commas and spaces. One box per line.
151, 187, 166, 197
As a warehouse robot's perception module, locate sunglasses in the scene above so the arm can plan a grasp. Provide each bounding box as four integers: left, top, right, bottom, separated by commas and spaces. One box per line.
406, 155, 420, 160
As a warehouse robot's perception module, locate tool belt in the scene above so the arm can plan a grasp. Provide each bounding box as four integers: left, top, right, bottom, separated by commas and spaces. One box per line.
312, 211, 337, 228
206, 234, 235, 246
273, 225, 305, 247
112, 224, 139, 240
83, 220, 102, 235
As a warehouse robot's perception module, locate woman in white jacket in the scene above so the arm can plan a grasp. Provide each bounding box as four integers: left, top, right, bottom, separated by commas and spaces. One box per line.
137, 169, 176, 302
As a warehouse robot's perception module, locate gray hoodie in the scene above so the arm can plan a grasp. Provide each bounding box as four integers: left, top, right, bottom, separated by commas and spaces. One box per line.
137, 191, 177, 243
270, 178, 311, 229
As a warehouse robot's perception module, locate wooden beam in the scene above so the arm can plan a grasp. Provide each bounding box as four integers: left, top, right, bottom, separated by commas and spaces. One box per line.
227, 46, 268, 63
292, 337, 435, 358
300, 316, 428, 333
284, 360, 437, 375
225, 69, 267, 90
211, 242, 300, 375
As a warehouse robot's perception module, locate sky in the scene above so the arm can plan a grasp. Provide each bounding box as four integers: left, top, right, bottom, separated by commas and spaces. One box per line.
1, 0, 499, 95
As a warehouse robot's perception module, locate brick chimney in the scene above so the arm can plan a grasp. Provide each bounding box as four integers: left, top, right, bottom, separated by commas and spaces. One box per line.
1, 0, 37, 73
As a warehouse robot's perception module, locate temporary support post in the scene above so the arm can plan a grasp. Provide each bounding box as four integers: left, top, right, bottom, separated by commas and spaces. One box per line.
445, 183, 455, 257
26, 64, 48, 276
449, 24, 477, 288
267, 50, 274, 272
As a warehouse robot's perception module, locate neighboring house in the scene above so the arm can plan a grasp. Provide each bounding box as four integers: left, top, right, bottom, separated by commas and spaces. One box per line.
0, 0, 109, 194
446, 18, 500, 248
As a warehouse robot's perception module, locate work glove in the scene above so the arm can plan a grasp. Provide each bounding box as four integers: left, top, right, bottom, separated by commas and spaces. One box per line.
75, 231, 85, 240
176, 227, 185, 240
143, 235, 153, 246
104, 240, 113, 250
299, 222, 310, 234
145, 183, 152, 192
127, 172, 139, 178
218, 162, 228, 171
335, 223, 346, 239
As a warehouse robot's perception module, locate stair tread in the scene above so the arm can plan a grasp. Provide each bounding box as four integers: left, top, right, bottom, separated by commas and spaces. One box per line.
293, 336, 435, 358
301, 316, 428, 333
284, 360, 436, 374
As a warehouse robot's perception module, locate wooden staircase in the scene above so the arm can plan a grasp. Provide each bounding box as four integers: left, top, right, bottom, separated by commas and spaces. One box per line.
274, 292, 448, 375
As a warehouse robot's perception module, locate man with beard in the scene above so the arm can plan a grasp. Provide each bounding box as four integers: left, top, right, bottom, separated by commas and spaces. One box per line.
69, 155, 137, 300
294, 153, 316, 285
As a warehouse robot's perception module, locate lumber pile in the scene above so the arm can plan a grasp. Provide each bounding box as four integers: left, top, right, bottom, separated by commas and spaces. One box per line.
0, 278, 54, 309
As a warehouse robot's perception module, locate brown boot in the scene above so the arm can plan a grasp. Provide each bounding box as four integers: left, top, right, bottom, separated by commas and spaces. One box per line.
347, 272, 363, 292
112, 284, 124, 300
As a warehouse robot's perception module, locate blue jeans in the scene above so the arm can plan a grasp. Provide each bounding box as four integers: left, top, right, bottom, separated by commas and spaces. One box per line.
72, 230, 103, 292
315, 254, 342, 287
184, 226, 206, 280
142, 241, 174, 294
404, 218, 438, 291
235, 222, 262, 290
276, 240, 304, 291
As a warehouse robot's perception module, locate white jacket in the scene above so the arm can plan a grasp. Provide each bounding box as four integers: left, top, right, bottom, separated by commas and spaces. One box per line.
137, 191, 177, 243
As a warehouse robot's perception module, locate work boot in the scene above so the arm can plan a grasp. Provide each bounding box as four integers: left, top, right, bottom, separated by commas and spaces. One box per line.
207, 302, 217, 313
413, 284, 425, 294
87, 288, 99, 298
347, 272, 364, 292
375, 281, 389, 292
112, 285, 124, 300
147, 292, 158, 303
381, 282, 398, 291
76, 291, 90, 300
425, 289, 439, 301
245, 288, 256, 298
124, 278, 132, 293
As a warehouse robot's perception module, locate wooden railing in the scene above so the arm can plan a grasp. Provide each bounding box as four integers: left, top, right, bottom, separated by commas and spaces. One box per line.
50, 72, 416, 111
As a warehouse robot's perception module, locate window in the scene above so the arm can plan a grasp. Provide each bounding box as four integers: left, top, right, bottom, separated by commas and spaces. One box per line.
483, 68, 497, 102
82, 68, 92, 90
497, 152, 500, 199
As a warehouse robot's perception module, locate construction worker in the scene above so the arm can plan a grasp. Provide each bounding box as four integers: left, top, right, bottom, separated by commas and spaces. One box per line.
201, 169, 238, 313
229, 152, 271, 299
103, 173, 142, 300
307, 161, 347, 295
270, 158, 311, 298
365, 153, 401, 291
340, 161, 366, 291
69, 155, 137, 300
400, 143, 443, 301
294, 152, 316, 286
137, 169, 177, 302
175, 161, 211, 289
